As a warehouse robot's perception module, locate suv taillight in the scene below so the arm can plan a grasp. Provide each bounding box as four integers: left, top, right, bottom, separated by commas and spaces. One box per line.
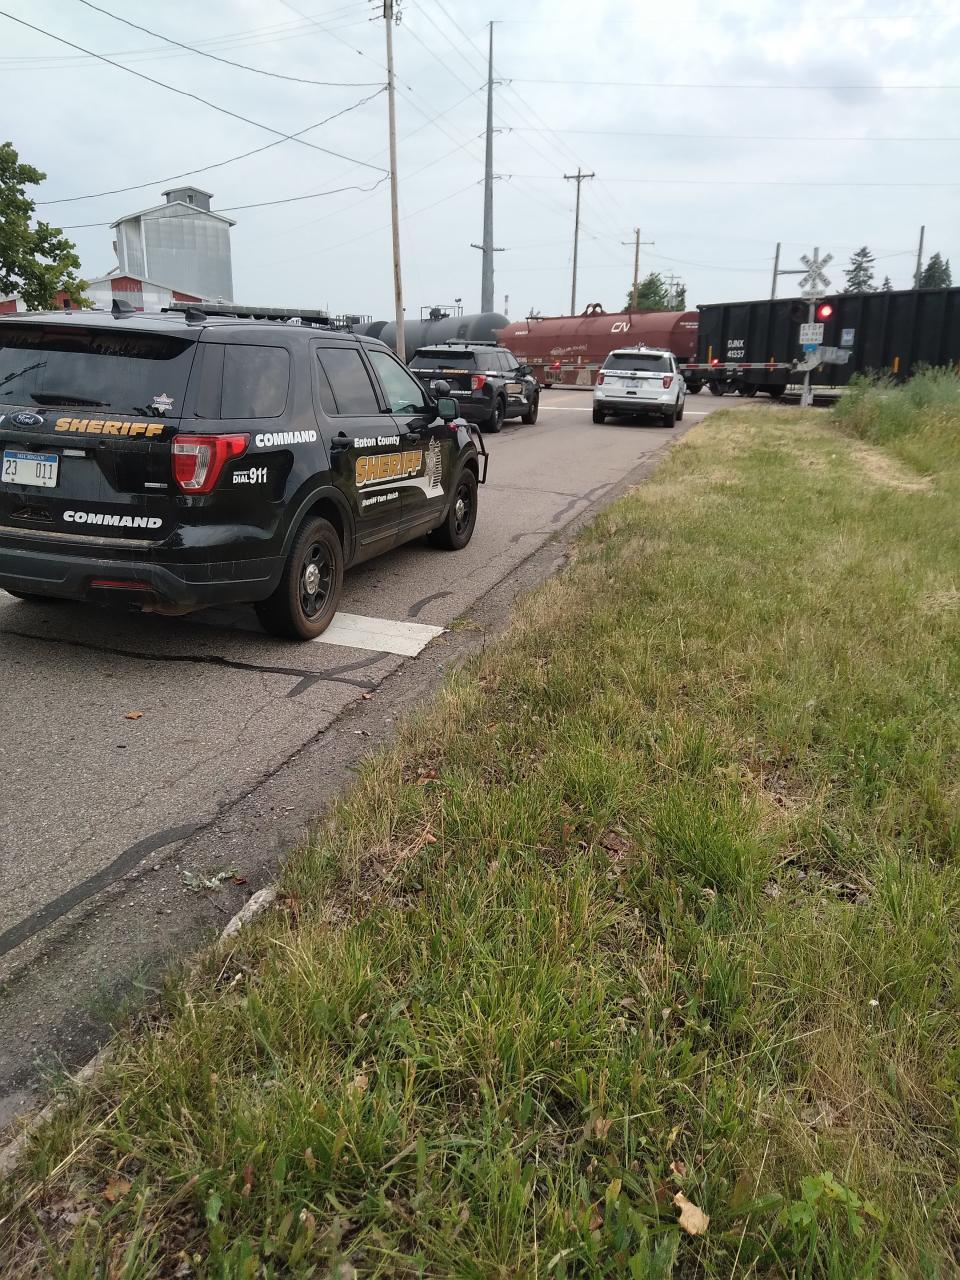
662, 375, 674, 389
172, 434, 249, 494
471, 374, 487, 391
597, 372, 605, 385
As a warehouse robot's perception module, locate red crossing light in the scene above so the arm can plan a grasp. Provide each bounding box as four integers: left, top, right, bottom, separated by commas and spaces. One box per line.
816, 303, 834, 321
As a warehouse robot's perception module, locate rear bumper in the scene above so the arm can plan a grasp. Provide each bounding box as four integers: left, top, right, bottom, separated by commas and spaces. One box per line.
594, 392, 676, 413
0, 539, 280, 610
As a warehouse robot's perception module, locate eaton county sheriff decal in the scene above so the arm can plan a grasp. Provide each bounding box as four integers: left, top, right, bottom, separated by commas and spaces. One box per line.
355, 439, 443, 498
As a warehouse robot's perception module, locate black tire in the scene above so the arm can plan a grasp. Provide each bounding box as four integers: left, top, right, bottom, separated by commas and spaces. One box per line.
708, 381, 725, 397
767, 385, 786, 399
520, 392, 539, 425
255, 516, 343, 641
662, 408, 677, 428
687, 382, 703, 395
429, 468, 478, 550
592, 404, 606, 424
483, 397, 505, 433
740, 383, 758, 398
676, 398, 684, 421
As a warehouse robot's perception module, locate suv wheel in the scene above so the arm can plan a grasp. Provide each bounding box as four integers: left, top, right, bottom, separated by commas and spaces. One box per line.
429, 468, 478, 550
592, 404, 606, 424
255, 516, 343, 640
484, 397, 505, 433
661, 407, 677, 428
520, 392, 539, 425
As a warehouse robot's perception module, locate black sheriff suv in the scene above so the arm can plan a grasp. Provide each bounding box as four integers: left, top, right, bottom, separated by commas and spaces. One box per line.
0, 306, 487, 640
408, 340, 539, 432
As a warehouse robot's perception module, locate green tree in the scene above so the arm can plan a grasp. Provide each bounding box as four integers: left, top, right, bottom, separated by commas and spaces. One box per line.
672, 282, 687, 310
626, 271, 670, 311
881, 275, 893, 291
843, 245, 875, 293
919, 252, 952, 288
0, 141, 87, 310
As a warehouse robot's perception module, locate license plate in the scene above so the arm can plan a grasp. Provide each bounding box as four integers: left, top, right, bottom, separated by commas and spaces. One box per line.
506, 382, 522, 394
2, 449, 59, 488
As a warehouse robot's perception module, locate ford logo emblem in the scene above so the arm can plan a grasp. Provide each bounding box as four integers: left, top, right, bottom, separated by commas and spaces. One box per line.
10, 411, 44, 428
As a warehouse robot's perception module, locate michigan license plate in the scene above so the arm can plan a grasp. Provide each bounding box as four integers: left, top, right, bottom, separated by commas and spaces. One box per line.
2, 449, 59, 488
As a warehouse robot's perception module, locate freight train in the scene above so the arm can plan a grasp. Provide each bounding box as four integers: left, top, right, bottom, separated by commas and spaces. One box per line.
497, 288, 960, 396
497, 303, 704, 390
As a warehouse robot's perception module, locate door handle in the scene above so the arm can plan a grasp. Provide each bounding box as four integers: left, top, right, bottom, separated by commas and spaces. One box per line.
329, 432, 351, 454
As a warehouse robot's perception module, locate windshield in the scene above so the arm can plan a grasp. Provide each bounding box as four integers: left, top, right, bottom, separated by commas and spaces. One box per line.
0, 325, 197, 416
410, 351, 477, 369
604, 353, 671, 372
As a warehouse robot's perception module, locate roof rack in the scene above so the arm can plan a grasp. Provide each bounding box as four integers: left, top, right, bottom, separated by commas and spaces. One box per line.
431, 338, 499, 347
164, 301, 370, 332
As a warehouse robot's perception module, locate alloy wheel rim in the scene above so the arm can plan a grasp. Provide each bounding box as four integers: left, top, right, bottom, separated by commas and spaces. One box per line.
300, 542, 333, 619
453, 482, 472, 535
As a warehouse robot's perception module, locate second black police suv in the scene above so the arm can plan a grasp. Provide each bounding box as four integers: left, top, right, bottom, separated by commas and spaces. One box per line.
0, 306, 487, 640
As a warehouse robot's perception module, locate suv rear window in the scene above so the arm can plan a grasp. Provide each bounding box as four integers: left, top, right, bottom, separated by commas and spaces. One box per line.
411, 350, 477, 369
0, 324, 196, 416
604, 352, 672, 372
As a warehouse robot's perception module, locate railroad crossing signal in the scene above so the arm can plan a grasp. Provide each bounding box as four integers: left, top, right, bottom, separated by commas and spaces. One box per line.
798, 248, 833, 297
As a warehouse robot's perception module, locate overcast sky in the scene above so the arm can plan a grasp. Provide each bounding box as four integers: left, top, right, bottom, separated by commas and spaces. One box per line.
5, 0, 960, 320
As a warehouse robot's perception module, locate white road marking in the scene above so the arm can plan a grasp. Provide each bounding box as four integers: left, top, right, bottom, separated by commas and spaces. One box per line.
314, 612, 444, 656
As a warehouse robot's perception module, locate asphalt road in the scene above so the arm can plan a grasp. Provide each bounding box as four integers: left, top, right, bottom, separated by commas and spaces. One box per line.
0, 387, 724, 1126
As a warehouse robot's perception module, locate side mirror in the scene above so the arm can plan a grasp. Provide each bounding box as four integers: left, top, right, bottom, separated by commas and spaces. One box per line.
518, 364, 532, 377
436, 395, 459, 423
432, 379, 451, 396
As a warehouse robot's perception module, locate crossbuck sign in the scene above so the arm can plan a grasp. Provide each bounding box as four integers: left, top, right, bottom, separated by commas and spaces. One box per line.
798, 249, 833, 298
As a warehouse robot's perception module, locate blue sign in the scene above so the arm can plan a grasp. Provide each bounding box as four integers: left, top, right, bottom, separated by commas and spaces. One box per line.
802, 342, 818, 352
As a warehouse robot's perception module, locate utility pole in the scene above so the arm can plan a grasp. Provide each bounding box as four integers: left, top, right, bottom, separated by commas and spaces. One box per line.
384, 0, 405, 359
622, 227, 653, 309
471, 23, 503, 312
663, 274, 683, 309
770, 241, 804, 299
480, 21, 496, 314
914, 224, 925, 289
564, 167, 594, 315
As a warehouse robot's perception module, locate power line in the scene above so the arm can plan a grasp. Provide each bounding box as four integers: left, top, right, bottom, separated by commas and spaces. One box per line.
72, 0, 380, 88
506, 174, 960, 188
508, 77, 960, 90
37, 89, 386, 206
274, 130, 485, 237
500, 126, 960, 143
0, 9, 388, 173
0, 5, 367, 65
275, 0, 489, 177
58, 175, 391, 229
419, 0, 630, 248
257, 179, 480, 270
